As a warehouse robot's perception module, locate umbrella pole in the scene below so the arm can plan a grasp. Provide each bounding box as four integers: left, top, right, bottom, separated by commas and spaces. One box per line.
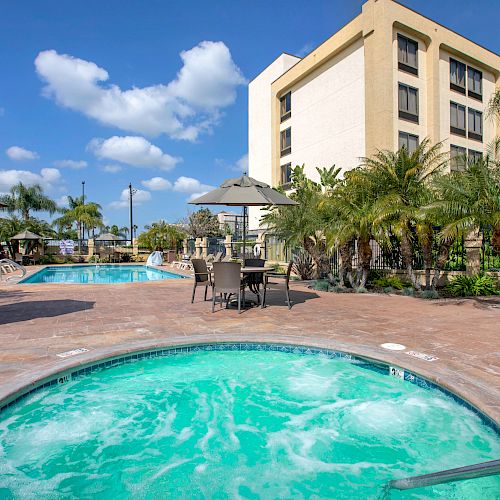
242, 205, 247, 264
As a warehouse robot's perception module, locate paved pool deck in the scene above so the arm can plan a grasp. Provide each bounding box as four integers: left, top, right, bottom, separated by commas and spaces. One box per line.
0, 265, 499, 423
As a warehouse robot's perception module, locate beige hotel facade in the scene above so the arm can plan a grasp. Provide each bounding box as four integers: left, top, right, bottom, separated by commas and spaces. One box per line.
248, 0, 499, 230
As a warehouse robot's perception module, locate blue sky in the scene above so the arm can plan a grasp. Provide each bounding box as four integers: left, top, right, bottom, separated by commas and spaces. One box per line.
0, 0, 498, 231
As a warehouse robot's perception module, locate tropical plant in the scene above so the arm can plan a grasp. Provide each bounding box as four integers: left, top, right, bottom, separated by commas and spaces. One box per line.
361, 139, 448, 289
372, 275, 407, 290
104, 224, 129, 238
187, 208, 221, 238
447, 274, 499, 297
137, 220, 185, 251
291, 250, 315, 280
0, 182, 57, 221
263, 165, 341, 278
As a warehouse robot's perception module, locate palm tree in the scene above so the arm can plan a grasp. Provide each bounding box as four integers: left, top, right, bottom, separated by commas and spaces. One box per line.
486, 89, 500, 158
0, 183, 57, 222
104, 224, 129, 238
361, 139, 447, 289
53, 198, 104, 239
138, 220, 185, 250
262, 165, 341, 278
325, 169, 380, 288
426, 156, 499, 265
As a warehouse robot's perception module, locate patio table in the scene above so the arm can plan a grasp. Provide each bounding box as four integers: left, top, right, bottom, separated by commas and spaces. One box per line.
241, 267, 274, 307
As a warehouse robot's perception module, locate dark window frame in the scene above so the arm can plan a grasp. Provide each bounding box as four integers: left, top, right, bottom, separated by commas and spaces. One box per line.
280, 127, 291, 157
398, 131, 419, 154
467, 66, 482, 101
467, 107, 483, 142
398, 83, 419, 123
450, 144, 467, 172
468, 149, 483, 163
280, 92, 291, 122
450, 101, 466, 137
280, 162, 292, 189
450, 58, 466, 95
397, 34, 418, 76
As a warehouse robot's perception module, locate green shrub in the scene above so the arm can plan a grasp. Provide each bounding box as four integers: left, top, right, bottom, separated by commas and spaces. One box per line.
356, 286, 367, 293
331, 285, 345, 293
39, 254, 57, 265
402, 287, 414, 296
421, 289, 439, 299
383, 286, 394, 294
373, 276, 406, 290
88, 255, 100, 264
447, 274, 499, 297
313, 279, 330, 291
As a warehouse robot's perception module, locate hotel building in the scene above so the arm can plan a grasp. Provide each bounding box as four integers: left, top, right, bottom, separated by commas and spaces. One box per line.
248, 0, 499, 230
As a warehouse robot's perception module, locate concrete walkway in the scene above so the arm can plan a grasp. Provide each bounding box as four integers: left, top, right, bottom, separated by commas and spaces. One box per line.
0, 273, 499, 422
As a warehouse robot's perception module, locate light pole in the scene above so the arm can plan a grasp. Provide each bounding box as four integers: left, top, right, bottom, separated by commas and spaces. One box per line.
81, 180, 86, 242
128, 183, 137, 246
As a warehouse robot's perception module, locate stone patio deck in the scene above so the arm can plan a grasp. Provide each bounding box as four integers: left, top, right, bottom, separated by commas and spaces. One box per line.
0, 267, 499, 422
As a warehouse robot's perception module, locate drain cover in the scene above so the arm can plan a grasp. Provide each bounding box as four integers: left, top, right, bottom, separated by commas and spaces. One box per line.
380, 343, 406, 351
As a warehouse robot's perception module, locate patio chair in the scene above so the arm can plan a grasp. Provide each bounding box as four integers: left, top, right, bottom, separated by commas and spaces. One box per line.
213, 251, 223, 262
211, 262, 246, 314
191, 259, 212, 303
221, 254, 232, 262
262, 261, 293, 309
29, 252, 41, 265
243, 258, 266, 304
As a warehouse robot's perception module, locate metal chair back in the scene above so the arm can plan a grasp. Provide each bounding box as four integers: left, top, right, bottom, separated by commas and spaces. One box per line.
191, 259, 210, 283
212, 262, 242, 294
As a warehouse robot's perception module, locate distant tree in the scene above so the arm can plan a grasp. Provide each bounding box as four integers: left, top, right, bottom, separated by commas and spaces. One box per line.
0, 183, 57, 221
187, 208, 221, 238
138, 220, 185, 250
104, 224, 129, 238
53, 197, 104, 239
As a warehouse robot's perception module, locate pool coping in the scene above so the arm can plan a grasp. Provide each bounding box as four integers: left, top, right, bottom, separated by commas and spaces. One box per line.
17, 263, 190, 284
1, 338, 498, 436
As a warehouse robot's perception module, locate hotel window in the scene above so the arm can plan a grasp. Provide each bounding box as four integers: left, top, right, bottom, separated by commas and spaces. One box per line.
450, 145, 466, 172
468, 108, 483, 141
450, 58, 466, 94
468, 149, 483, 163
467, 67, 482, 100
280, 163, 292, 188
398, 131, 419, 153
280, 127, 291, 157
397, 34, 418, 75
398, 83, 419, 123
280, 92, 291, 122
450, 102, 466, 137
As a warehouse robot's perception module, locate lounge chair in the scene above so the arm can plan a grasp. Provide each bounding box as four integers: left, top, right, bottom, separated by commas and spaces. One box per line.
191, 259, 212, 303
211, 262, 246, 314
262, 261, 293, 309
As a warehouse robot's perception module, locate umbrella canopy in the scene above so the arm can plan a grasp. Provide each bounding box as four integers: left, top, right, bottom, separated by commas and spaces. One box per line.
10, 230, 43, 240
189, 175, 298, 207
95, 233, 126, 241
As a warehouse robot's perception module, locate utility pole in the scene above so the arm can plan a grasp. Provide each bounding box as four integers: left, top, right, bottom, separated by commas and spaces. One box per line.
81, 180, 86, 241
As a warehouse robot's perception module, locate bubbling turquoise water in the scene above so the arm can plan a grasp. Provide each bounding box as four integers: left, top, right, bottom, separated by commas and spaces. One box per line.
0, 351, 498, 499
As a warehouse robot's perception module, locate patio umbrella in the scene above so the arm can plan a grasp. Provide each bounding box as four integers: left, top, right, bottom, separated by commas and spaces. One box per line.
189, 175, 297, 260
95, 233, 125, 242
10, 230, 43, 241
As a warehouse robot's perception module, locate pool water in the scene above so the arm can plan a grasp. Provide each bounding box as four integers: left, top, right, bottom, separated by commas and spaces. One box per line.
20, 264, 184, 284
0, 351, 498, 499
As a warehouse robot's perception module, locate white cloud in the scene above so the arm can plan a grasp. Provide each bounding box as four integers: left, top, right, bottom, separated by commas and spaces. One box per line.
57, 195, 69, 207
173, 176, 215, 200
53, 159, 87, 169
6, 146, 39, 161
35, 41, 245, 141
109, 188, 151, 209
141, 176, 172, 191
234, 154, 248, 172
102, 164, 122, 173
88, 136, 180, 171
0, 167, 62, 194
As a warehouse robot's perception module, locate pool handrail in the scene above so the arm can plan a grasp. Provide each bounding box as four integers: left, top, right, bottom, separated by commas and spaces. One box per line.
388, 458, 500, 490
0, 258, 26, 280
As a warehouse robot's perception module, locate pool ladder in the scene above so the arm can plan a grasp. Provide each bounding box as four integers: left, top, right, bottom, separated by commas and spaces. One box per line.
388, 458, 500, 491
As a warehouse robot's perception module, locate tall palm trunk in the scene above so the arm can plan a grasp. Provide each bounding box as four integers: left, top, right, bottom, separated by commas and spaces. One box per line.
357, 236, 372, 288
339, 239, 354, 287
22, 209, 29, 222
431, 239, 454, 290
401, 230, 421, 290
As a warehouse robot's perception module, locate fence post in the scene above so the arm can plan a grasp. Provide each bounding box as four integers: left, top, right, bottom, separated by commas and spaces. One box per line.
465, 231, 481, 275
183, 239, 188, 255
201, 237, 208, 258
224, 234, 232, 257
88, 238, 94, 257
132, 238, 138, 256
194, 238, 202, 258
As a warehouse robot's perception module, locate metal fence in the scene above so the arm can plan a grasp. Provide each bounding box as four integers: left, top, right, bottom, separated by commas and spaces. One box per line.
481, 229, 500, 272
44, 239, 88, 255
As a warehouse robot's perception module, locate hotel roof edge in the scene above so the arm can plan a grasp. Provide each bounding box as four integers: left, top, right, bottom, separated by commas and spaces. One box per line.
248, 52, 302, 85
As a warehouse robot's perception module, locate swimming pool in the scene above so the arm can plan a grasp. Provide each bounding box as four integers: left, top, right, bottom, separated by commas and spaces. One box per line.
0, 345, 498, 498
20, 264, 185, 284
